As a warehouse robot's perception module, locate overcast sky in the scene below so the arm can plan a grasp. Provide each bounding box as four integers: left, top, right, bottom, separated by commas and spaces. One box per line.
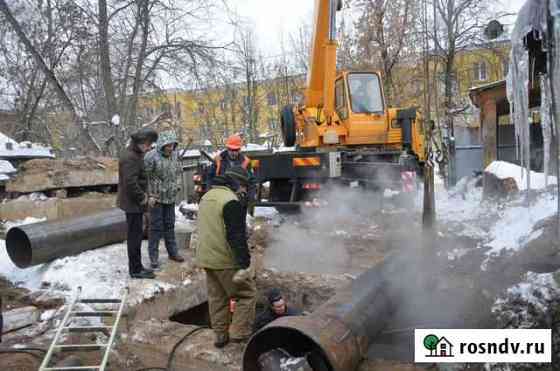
234, 0, 528, 57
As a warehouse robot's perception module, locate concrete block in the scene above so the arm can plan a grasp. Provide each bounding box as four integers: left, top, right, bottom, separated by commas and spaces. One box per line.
2, 306, 40, 333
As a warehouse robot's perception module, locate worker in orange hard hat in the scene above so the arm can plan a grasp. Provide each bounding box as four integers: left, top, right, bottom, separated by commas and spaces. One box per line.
213, 135, 250, 178
209, 134, 253, 215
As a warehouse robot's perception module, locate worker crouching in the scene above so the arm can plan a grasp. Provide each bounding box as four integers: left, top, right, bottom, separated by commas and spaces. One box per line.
195, 166, 256, 348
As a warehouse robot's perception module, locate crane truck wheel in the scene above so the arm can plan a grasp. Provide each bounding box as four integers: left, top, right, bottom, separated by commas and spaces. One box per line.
281, 105, 296, 147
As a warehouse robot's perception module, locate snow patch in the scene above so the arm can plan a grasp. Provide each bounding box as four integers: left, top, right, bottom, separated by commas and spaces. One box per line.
485, 161, 557, 190
485, 194, 556, 256
494, 272, 558, 313
0, 238, 176, 305
253, 206, 279, 219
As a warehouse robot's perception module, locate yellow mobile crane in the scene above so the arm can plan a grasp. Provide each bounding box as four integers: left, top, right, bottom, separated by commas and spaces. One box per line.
194, 0, 427, 210
281, 0, 425, 156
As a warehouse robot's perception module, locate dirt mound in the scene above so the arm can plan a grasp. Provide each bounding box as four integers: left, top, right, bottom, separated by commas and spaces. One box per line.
19, 157, 117, 174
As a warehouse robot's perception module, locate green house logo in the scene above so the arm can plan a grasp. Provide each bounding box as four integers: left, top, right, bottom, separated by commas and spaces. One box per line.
423, 334, 454, 357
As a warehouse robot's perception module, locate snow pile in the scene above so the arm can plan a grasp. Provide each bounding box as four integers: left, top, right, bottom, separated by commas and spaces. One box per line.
493, 271, 559, 328
485, 194, 556, 256
435, 184, 486, 224
0, 159, 16, 174
253, 206, 279, 219
16, 192, 48, 202
485, 161, 557, 190
434, 174, 557, 258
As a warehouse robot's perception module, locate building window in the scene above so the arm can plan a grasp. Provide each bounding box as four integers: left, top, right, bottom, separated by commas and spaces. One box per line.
473, 61, 488, 81
267, 93, 277, 106
198, 103, 205, 114
502, 59, 509, 78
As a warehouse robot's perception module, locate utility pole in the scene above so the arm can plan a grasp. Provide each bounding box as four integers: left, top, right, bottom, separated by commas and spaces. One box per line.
422, 0, 436, 232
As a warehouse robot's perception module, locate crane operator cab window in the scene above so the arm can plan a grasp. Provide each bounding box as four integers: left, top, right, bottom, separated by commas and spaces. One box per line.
348, 73, 384, 114
335, 78, 349, 120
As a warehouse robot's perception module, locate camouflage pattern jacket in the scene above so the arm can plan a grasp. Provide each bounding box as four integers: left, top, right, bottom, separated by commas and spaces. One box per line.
144, 130, 180, 204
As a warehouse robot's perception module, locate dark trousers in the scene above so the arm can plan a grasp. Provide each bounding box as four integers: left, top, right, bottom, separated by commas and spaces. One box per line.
148, 203, 178, 263
126, 212, 144, 275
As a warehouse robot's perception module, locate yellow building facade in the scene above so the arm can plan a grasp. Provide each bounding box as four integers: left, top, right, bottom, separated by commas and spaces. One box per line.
139, 40, 510, 148
138, 75, 305, 147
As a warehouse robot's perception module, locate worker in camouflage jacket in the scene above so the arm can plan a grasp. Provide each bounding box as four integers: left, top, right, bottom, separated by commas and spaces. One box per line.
144, 130, 185, 269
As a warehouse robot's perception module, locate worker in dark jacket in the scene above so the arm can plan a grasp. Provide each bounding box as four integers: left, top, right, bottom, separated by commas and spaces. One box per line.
195, 166, 256, 348
117, 127, 158, 279
253, 288, 301, 332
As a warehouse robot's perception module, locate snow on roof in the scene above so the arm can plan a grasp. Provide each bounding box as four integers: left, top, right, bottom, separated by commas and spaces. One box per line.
273, 146, 296, 153
0, 159, 16, 173
0, 173, 9, 181
0, 131, 54, 159
0, 131, 17, 145
243, 143, 269, 151
485, 160, 557, 190
180, 149, 201, 158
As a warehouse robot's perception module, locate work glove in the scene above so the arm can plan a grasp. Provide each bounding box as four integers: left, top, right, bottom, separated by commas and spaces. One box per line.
148, 196, 158, 208
232, 267, 253, 285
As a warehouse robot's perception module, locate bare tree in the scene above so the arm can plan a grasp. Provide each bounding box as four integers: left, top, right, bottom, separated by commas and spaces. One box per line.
353, 0, 417, 104
426, 0, 499, 185
0, 0, 230, 155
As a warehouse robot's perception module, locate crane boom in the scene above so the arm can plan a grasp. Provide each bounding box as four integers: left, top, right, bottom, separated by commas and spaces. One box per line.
305, 0, 340, 121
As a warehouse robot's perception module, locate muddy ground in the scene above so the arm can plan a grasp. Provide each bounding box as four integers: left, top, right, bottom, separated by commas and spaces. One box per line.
1, 192, 559, 371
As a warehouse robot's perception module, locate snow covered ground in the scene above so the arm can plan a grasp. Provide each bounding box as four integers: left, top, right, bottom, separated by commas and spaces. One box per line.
434, 162, 558, 261
0, 238, 177, 305
0, 216, 195, 305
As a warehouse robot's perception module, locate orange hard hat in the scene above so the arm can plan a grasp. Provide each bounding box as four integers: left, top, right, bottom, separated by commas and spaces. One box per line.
226, 135, 243, 150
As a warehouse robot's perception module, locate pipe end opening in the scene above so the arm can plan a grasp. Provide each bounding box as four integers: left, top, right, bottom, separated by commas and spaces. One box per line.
6, 227, 32, 268
243, 326, 333, 371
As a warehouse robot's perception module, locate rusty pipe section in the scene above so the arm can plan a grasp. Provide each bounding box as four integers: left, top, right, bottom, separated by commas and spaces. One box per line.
6, 208, 127, 268
243, 264, 393, 371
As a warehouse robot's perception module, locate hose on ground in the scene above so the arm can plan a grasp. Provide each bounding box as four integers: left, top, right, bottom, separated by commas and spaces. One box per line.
166, 326, 209, 370
134, 325, 209, 371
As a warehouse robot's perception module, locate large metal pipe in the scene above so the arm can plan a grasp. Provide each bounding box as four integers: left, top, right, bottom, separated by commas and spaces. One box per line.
243, 263, 394, 371
6, 208, 127, 268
